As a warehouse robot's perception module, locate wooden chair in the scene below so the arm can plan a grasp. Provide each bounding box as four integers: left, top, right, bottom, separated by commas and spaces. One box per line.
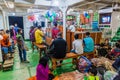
3, 58, 14, 71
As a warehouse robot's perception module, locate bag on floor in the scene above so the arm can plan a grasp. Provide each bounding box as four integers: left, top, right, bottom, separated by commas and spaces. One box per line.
112, 57, 120, 70
104, 71, 117, 80
97, 66, 107, 80
77, 56, 92, 72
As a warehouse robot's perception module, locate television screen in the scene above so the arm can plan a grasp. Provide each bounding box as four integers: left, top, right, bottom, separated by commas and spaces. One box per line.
102, 16, 110, 23
99, 13, 111, 24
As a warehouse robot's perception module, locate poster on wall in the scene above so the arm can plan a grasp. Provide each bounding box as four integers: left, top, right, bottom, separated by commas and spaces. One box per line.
92, 21, 98, 31
93, 12, 99, 21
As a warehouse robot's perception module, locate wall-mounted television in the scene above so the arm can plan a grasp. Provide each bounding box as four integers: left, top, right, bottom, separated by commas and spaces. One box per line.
99, 13, 111, 24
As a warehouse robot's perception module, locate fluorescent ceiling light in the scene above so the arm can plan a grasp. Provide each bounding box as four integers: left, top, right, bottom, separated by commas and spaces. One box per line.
52, 0, 59, 6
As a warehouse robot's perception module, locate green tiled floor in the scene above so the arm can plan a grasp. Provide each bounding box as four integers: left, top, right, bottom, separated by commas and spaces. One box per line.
0, 41, 75, 80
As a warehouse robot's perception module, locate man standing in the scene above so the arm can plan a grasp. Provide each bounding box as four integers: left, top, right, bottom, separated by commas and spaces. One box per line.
35, 26, 44, 44
67, 22, 75, 32
16, 29, 29, 63
83, 32, 94, 52
52, 22, 60, 39
14, 23, 19, 34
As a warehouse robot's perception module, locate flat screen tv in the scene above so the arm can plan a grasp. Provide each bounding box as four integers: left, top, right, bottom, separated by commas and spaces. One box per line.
99, 13, 111, 24
102, 16, 111, 23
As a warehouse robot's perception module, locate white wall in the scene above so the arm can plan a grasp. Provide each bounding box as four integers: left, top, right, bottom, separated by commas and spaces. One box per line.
0, 11, 4, 30
23, 16, 33, 39
111, 11, 120, 37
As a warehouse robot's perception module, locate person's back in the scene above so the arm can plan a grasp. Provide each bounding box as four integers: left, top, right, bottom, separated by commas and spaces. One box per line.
36, 64, 49, 80
36, 56, 49, 80
50, 32, 67, 58
52, 27, 60, 39
52, 37, 67, 58
71, 34, 83, 54
73, 39, 83, 54
35, 26, 44, 44
52, 22, 60, 39
83, 32, 94, 52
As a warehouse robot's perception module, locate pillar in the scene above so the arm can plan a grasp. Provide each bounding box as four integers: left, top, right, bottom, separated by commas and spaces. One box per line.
2, 11, 7, 30
59, 5, 68, 40
62, 11, 67, 40
76, 12, 80, 27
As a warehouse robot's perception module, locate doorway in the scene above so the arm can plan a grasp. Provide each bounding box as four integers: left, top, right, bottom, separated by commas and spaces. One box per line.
8, 16, 24, 38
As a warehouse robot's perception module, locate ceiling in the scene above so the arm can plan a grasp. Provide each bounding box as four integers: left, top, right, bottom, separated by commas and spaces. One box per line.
69, 0, 120, 12
0, 0, 120, 15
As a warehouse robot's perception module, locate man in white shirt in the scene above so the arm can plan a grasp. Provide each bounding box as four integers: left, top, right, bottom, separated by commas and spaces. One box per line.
71, 34, 83, 54
68, 22, 75, 32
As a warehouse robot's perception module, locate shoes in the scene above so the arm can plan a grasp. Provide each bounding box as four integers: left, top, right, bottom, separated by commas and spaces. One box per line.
24, 60, 30, 63
21, 60, 24, 63
10, 51, 14, 53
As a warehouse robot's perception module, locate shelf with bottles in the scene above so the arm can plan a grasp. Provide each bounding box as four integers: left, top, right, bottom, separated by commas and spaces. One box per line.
99, 24, 111, 28
66, 15, 76, 21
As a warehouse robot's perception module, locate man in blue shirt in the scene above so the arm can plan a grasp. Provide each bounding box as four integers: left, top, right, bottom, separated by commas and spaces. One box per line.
83, 32, 94, 52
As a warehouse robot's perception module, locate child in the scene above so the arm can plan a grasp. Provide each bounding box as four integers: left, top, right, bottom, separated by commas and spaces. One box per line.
110, 43, 120, 58
85, 66, 99, 80
36, 56, 49, 80
97, 43, 108, 57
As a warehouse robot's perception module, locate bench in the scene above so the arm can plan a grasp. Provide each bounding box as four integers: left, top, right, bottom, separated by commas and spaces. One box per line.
51, 53, 78, 70
51, 51, 95, 70
33, 42, 47, 58
45, 36, 52, 46
3, 58, 14, 71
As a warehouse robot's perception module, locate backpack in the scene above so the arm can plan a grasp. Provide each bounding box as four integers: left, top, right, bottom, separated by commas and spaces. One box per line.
77, 56, 92, 72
